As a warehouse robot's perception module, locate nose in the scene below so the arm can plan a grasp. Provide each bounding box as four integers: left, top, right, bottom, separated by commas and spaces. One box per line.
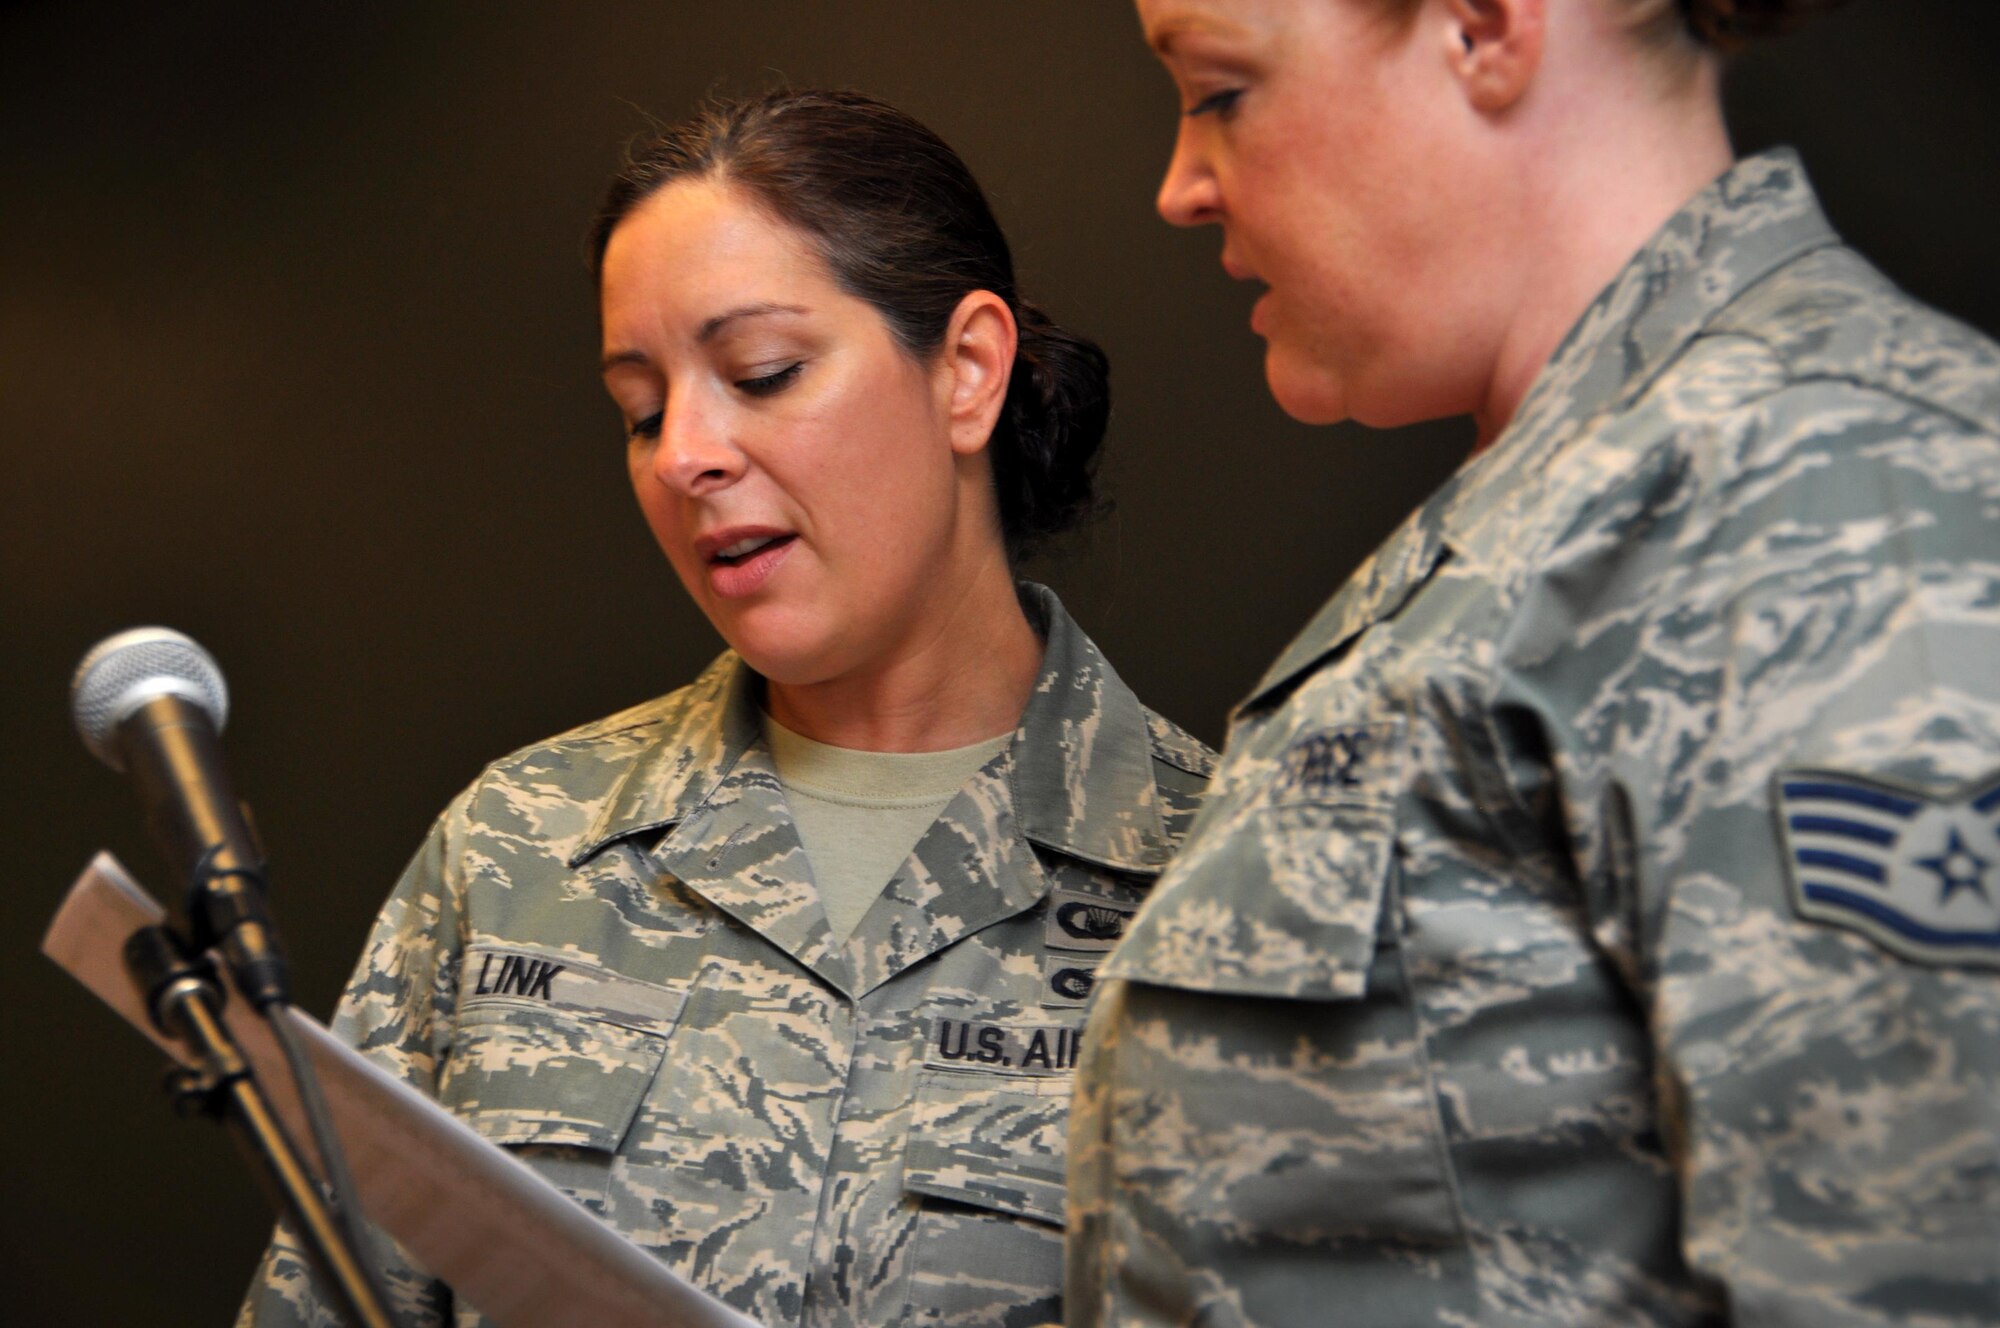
646, 393, 747, 497
1156, 122, 1222, 228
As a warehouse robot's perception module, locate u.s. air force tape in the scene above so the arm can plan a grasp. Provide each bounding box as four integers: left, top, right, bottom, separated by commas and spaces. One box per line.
459, 943, 686, 1037
924, 1017, 1084, 1075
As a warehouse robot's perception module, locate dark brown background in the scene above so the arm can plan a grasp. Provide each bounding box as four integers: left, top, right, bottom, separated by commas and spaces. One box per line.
4, 3, 1996, 1321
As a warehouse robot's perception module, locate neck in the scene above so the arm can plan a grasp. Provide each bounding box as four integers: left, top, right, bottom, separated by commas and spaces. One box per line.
1472, 56, 1733, 450
766, 548, 1042, 753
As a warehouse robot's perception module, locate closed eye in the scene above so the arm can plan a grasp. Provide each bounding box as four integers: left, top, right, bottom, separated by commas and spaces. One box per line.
628, 411, 662, 441
1187, 88, 1242, 119
738, 362, 803, 397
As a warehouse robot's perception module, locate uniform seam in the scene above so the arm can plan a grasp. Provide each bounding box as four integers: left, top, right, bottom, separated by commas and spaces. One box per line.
1445, 562, 1567, 890
1385, 860, 1483, 1308
479, 715, 668, 778
1689, 346, 2000, 441
800, 996, 863, 1328
474, 659, 736, 783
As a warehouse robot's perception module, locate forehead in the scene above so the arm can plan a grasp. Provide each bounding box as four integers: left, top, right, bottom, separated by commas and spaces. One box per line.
599, 179, 832, 324
1137, 0, 1284, 52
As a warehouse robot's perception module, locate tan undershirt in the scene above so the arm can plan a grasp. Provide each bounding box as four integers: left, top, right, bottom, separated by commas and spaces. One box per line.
764, 714, 1011, 946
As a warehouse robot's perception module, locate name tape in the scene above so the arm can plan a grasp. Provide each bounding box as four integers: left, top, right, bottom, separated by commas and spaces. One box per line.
460, 944, 686, 1036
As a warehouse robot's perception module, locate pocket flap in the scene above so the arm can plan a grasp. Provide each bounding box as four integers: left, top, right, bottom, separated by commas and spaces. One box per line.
1101, 798, 1396, 1000
904, 1067, 1072, 1226
439, 1005, 667, 1151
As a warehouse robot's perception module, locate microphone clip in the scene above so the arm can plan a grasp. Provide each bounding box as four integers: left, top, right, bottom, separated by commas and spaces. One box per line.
121, 922, 249, 1113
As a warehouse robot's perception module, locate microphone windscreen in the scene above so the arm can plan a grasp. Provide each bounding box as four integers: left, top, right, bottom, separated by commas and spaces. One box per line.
71, 627, 230, 770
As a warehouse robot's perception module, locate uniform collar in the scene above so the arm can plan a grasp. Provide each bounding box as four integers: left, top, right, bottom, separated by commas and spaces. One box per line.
1240, 487, 1458, 711
568, 655, 757, 867
1442, 147, 1840, 556
1008, 582, 1174, 873
569, 582, 1170, 874
1238, 150, 1840, 712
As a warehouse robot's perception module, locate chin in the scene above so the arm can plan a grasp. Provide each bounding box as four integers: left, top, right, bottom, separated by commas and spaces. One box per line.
1266, 346, 1468, 432
1263, 346, 1350, 426
726, 636, 832, 687
729, 625, 860, 690
702, 601, 827, 686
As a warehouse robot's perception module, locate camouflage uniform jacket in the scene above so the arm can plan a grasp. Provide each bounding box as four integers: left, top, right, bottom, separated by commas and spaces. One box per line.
1068, 151, 2000, 1327
240, 584, 1213, 1328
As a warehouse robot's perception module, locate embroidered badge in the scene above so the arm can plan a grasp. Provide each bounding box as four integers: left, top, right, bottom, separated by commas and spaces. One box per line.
1041, 956, 1100, 1008
1044, 888, 1135, 952
1775, 768, 2000, 968
1273, 720, 1401, 806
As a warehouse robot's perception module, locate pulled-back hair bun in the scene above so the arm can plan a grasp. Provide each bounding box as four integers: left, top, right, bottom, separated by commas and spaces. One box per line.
1679, 0, 1851, 52
994, 301, 1111, 562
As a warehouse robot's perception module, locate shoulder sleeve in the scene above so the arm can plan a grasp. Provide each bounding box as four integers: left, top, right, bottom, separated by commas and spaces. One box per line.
1514, 386, 2000, 1323
236, 789, 477, 1327
327, 791, 474, 1088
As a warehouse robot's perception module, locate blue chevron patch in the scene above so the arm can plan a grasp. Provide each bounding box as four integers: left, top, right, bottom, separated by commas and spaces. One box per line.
1775, 768, 2000, 967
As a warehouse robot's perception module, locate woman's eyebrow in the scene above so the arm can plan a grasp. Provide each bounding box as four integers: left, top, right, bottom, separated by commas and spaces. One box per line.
1146, 10, 1244, 59
601, 302, 812, 373
698, 302, 809, 344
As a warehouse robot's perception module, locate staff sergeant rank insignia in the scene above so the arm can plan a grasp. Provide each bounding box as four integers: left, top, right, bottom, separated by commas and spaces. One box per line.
1775, 767, 2000, 968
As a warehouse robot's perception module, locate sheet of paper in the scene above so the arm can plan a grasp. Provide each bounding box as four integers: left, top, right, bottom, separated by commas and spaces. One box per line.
42, 852, 760, 1328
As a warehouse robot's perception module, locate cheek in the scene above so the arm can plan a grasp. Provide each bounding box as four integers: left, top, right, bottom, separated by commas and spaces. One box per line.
1236, 86, 1408, 288
804, 374, 954, 553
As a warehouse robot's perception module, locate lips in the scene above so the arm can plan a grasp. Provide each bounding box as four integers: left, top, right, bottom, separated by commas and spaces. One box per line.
712, 533, 789, 564
1221, 251, 1273, 335
696, 525, 797, 598
1221, 249, 1261, 283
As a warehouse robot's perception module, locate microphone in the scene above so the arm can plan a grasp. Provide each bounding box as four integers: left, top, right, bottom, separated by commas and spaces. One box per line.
71, 627, 291, 1008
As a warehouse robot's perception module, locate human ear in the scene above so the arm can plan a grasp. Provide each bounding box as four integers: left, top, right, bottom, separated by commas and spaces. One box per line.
1443, 0, 1545, 114
939, 290, 1018, 458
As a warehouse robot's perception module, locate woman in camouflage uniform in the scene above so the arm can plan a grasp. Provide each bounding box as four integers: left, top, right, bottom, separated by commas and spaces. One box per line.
241, 90, 1213, 1328
1071, 1, 2000, 1325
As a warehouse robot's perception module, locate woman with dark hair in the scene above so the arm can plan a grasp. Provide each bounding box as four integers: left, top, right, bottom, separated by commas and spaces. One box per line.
239, 89, 1212, 1328
1071, 1, 2000, 1325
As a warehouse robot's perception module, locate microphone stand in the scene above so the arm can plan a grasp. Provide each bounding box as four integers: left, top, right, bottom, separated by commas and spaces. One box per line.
124, 923, 396, 1328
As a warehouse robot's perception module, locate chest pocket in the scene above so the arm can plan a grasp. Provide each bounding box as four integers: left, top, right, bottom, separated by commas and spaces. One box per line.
901, 1025, 1076, 1325
1085, 707, 1480, 1320
438, 950, 684, 1211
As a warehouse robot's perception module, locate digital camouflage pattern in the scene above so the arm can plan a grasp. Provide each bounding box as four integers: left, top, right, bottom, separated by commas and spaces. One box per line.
1069, 152, 2000, 1327
238, 585, 1212, 1328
